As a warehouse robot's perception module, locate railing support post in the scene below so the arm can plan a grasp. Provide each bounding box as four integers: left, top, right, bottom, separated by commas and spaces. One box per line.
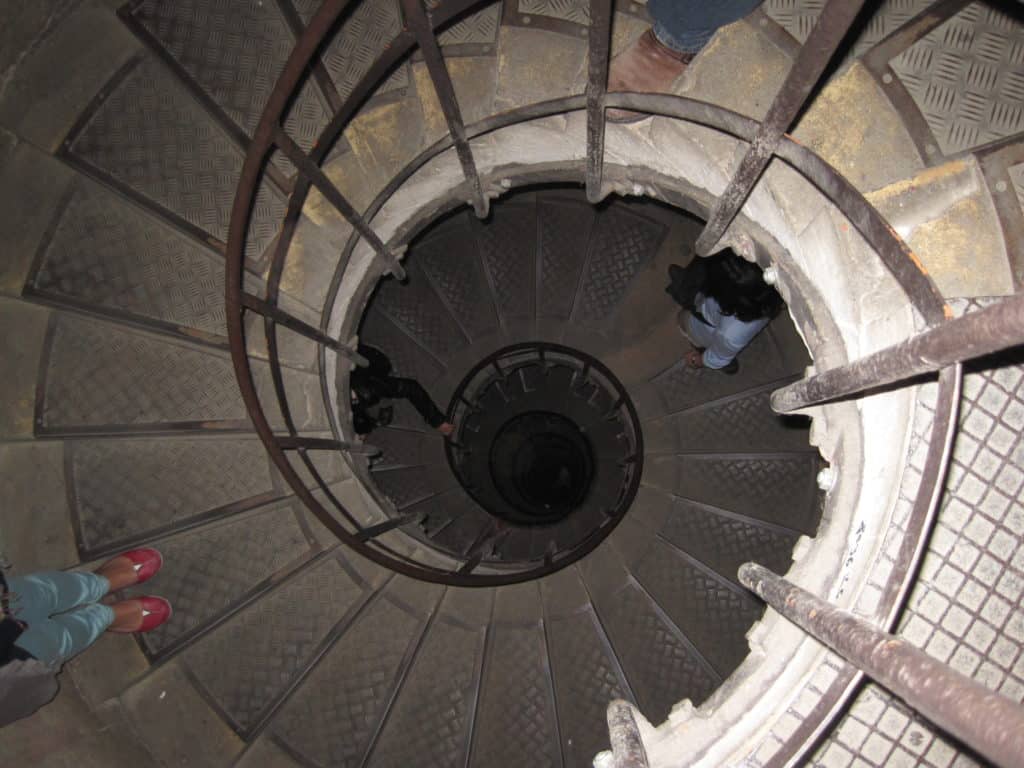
740, 562, 1024, 768
585, 0, 614, 204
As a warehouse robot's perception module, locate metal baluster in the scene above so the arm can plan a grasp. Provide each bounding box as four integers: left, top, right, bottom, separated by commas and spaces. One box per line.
585, 0, 615, 203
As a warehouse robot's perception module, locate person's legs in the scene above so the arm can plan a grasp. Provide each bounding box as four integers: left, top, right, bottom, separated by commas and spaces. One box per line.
379, 376, 447, 429
12, 604, 115, 667
5, 571, 110, 622
680, 310, 719, 349
648, 0, 766, 54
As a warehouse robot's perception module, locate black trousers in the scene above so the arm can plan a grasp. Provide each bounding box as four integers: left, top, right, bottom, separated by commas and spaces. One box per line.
365, 375, 446, 429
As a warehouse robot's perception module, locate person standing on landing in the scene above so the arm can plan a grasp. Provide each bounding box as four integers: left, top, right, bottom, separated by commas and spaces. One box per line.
668, 252, 783, 375
607, 0, 766, 122
1, 549, 171, 726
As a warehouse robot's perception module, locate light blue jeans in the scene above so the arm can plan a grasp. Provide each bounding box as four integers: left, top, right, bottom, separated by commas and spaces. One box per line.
6, 571, 115, 666
649, 0, 766, 53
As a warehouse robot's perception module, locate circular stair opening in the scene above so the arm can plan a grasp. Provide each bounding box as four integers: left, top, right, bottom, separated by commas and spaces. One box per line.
447, 342, 640, 537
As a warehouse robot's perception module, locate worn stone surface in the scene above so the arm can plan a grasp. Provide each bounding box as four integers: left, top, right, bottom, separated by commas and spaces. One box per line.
793, 63, 926, 192
494, 25, 587, 110
0, 441, 76, 573
0, 1, 139, 151
119, 661, 244, 768
413, 57, 499, 144
0, 299, 49, 439
0, 138, 74, 297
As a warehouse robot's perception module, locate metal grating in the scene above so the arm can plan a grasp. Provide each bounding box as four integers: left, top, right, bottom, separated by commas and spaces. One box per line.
764, 0, 935, 56
68, 56, 286, 263
39, 315, 247, 431
69, 437, 274, 552
273, 579, 443, 768
890, 2, 1024, 155
572, 206, 665, 325
183, 555, 366, 732
29, 180, 227, 336
126, 502, 311, 655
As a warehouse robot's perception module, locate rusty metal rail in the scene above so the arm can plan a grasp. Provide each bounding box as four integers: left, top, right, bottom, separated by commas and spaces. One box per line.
740, 563, 1024, 768
772, 293, 1024, 413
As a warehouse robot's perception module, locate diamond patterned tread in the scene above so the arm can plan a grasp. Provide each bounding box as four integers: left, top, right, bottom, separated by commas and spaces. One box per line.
371, 465, 459, 510
590, 581, 718, 723
367, 426, 444, 469
518, 0, 590, 25
372, 264, 470, 361
890, 2, 1024, 155
475, 203, 537, 329
294, 0, 409, 99
650, 384, 813, 454
28, 179, 227, 337
69, 436, 275, 552
68, 55, 285, 263
572, 204, 667, 325
359, 308, 446, 387
125, 502, 312, 656
272, 577, 443, 768
438, 2, 501, 46
182, 554, 367, 733
545, 606, 631, 767
659, 497, 800, 588
537, 197, 595, 319
632, 539, 764, 677
368, 589, 491, 768
471, 619, 560, 766
39, 314, 247, 431
416, 217, 500, 341
649, 322, 798, 414
667, 454, 821, 536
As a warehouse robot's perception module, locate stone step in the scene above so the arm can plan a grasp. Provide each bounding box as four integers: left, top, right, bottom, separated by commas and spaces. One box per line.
468, 581, 561, 767
540, 566, 634, 768
577, 542, 719, 724
37, 312, 328, 436
643, 451, 821, 536
270, 574, 444, 767
119, 500, 319, 659
64, 53, 286, 271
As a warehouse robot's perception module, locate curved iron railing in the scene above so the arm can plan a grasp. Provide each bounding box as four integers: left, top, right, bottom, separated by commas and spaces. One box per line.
220, 2, 1024, 759
224, 0, 961, 592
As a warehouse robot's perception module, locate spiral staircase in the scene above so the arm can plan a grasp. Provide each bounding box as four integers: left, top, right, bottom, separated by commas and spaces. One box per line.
2, 1, 1023, 766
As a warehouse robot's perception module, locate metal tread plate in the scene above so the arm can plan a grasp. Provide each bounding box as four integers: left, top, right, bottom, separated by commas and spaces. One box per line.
182, 554, 368, 733
67, 55, 286, 265
68, 436, 276, 553
27, 178, 228, 338
124, 501, 312, 656
889, 1, 1024, 156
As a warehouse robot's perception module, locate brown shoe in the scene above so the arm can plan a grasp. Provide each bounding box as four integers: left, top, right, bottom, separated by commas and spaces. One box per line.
607, 29, 695, 123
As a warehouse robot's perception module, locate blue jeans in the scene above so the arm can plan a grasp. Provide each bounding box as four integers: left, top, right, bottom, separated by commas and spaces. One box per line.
649, 0, 766, 53
6, 571, 115, 666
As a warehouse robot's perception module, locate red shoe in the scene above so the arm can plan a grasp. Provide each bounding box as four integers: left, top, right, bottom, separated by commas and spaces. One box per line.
120, 548, 163, 585
108, 596, 173, 633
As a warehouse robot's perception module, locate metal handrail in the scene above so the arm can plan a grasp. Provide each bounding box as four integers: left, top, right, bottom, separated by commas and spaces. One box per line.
219, 3, 1009, 761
